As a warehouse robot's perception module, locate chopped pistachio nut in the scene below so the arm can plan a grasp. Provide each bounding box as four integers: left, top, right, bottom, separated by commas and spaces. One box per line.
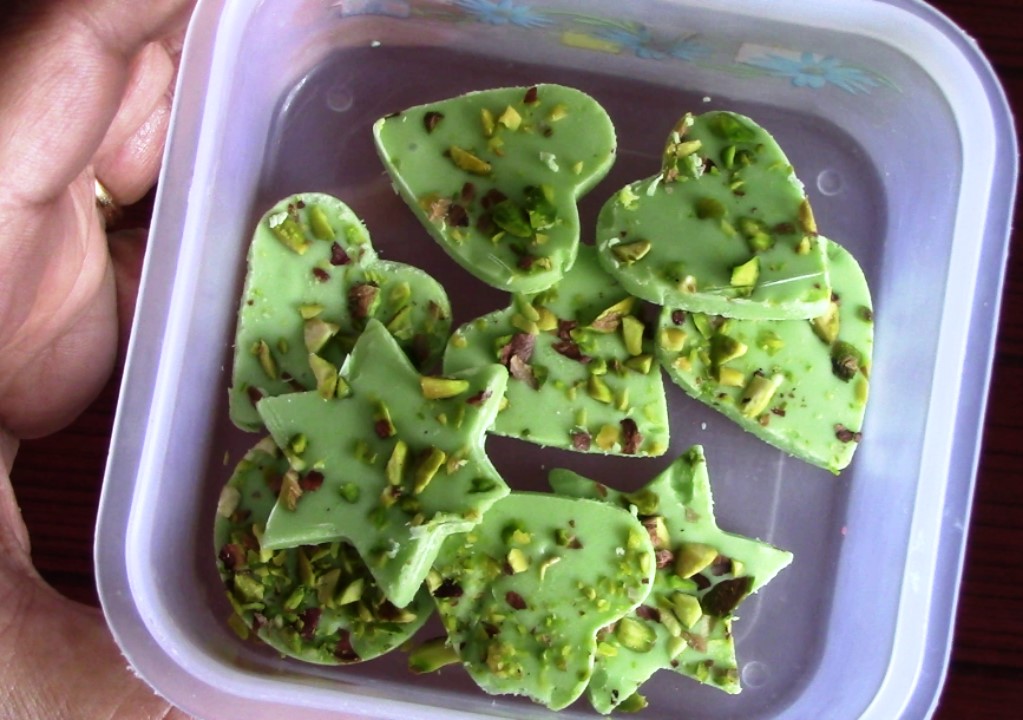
718, 366, 746, 388
308, 354, 339, 399
253, 340, 278, 380
621, 315, 645, 357
268, 212, 309, 254
811, 299, 841, 344
507, 547, 531, 574
385, 439, 409, 486
498, 105, 522, 131
659, 327, 688, 353
738, 372, 784, 419
595, 424, 620, 451
308, 205, 335, 240
449, 146, 492, 175
409, 637, 460, 674
588, 375, 614, 404
414, 447, 447, 495
799, 198, 818, 235
612, 240, 652, 266
615, 617, 656, 653
420, 376, 471, 399
730, 256, 760, 289
674, 542, 717, 579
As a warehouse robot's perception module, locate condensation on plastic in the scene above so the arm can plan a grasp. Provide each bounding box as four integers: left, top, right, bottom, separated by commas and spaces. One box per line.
95, 1, 1017, 719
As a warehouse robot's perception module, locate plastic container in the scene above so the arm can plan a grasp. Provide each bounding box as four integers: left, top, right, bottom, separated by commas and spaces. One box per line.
95, 1, 1018, 718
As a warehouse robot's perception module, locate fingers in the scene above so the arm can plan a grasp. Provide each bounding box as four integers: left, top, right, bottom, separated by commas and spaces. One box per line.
0, 573, 190, 720
78, 0, 195, 59
0, 0, 194, 207
92, 41, 177, 206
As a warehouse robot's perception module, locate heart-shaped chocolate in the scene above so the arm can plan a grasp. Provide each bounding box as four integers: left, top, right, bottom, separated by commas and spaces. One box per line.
657, 238, 873, 473
214, 438, 433, 664
550, 446, 792, 712
597, 111, 831, 320
373, 84, 616, 293
230, 193, 451, 431
443, 244, 669, 456
428, 492, 655, 710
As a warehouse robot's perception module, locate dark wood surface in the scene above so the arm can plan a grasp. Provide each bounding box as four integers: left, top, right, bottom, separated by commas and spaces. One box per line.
8, 1, 1021, 717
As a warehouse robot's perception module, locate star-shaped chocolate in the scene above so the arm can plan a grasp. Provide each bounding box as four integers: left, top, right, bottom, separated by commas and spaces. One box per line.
258, 319, 509, 608
549, 445, 793, 713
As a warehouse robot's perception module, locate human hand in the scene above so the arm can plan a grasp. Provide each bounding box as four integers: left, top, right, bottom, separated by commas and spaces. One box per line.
0, 1, 196, 717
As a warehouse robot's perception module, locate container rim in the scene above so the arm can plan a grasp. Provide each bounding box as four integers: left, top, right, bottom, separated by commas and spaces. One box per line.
95, 2, 1019, 719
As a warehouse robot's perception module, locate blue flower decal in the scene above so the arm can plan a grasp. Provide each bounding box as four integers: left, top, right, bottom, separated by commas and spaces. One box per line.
455, 0, 552, 28
667, 36, 713, 63
595, 25, 710, 61
743, 52, 881, 94
595, 26, 666, 60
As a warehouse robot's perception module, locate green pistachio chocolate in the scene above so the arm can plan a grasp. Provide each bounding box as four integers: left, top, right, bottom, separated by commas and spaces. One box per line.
256, 320, 510, 608
373, 84, 617, 294
229, 193, 452, 431
596, 111, 831, 320
549, 446, 793, 713
658, 239, 873, 473
443, 245, 669, 456
428, 492, 656, 710
214, 438, 432, 664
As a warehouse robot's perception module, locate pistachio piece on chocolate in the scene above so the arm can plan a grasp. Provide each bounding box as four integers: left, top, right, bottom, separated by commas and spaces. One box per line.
674, 542, 718, 579
616, 617, 657, 653
739, 372, 784, 419
812, 297, 841, 344
449, 146, 492, 176
268, 210, 309, 254
409, 637, 459, 673
420, 376, 471, 400
308, 205, 335, 241
612, 240, 652, 266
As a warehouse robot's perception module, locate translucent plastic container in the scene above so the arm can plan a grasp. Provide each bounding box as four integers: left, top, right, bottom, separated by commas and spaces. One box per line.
96, 1, 1018, 718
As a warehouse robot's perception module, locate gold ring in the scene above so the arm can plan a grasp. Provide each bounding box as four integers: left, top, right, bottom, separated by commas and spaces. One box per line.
94, 177, 123, 228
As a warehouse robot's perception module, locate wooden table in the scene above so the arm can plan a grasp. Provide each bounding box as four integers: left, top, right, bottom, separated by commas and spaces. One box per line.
8, 1, 1021, 717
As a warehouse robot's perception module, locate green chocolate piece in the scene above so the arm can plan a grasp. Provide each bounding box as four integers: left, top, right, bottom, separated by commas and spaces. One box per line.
597, 111, 831, 320
214, 438, 432, 664
549, 446, 793, 712
229, 193, 452, 431
430, 492, 656, 710
257, 320, 510, 608
658, 239, 873, 473
373, 85, 617, 294
443, 245, 669, 456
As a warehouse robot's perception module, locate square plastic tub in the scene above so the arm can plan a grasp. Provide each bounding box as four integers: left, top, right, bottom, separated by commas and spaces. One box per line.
95, 1, 1017, 719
